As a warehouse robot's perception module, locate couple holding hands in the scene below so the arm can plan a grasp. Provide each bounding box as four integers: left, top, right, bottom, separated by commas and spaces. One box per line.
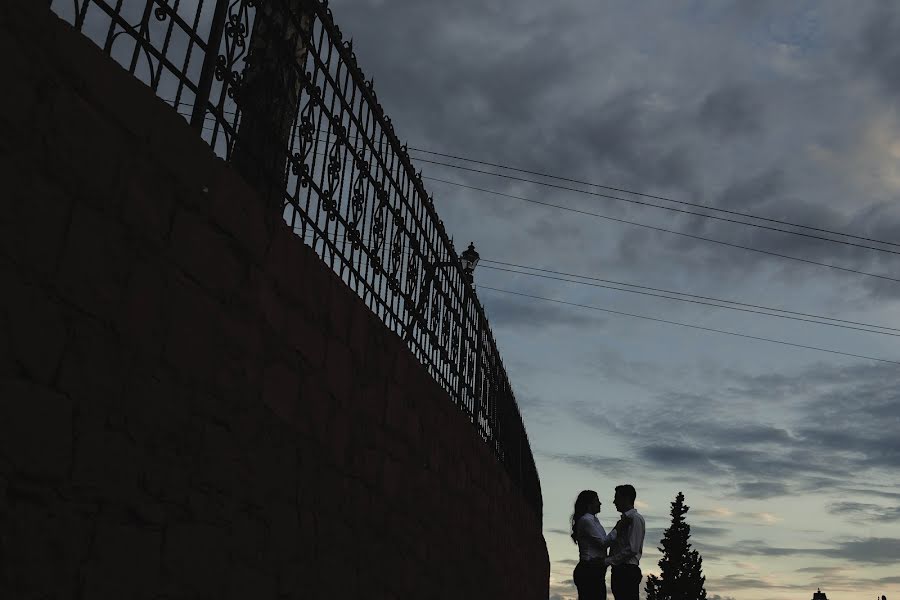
571, 485, 646, 600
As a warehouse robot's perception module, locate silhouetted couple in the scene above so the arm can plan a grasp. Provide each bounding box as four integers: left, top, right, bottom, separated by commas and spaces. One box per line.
571, 485, 645, 600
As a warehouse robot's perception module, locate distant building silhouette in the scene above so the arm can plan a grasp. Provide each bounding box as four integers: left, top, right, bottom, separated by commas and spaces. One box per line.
812, 589, 827, 600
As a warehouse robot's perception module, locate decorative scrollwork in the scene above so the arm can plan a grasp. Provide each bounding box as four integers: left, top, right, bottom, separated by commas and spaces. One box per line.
218, 0, 253, 100
405, 253, 419, 296
371, 206, 386, 253
450, 321, 460, 360
441, 306, 451, 346
321, 140, 342, 219
429, 289, 441, 330
388, 221, 403, 281
387, 275, 401, 296
370, 255, 383, 275
225, 12, 248, 47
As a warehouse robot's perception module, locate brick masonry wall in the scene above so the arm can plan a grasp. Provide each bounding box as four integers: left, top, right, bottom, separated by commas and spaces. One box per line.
0, 2, 550, 598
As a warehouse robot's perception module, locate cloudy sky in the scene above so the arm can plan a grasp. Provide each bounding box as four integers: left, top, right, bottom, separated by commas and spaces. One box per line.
324, 1, 900, 599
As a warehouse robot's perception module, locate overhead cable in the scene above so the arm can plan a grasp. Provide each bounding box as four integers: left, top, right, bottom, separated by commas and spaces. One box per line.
479, 286, 900, 366
408, 146, 900, 249
413, 156, 900, 256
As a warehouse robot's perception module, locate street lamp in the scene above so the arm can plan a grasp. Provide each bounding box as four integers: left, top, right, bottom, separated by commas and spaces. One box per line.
460, 242, 480, 283
404, 241, 480, 342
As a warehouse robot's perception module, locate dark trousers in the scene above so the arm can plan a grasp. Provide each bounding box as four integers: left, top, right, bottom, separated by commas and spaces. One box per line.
573, 560, 607, 600
610, 564, 641, 600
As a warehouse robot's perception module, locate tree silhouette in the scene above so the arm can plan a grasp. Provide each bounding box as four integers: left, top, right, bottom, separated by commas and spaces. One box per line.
645, 492, 707, 600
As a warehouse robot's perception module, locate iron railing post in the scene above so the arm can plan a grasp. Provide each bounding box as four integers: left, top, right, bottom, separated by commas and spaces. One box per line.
190, 0, 229, 132
232, 0, 314, 216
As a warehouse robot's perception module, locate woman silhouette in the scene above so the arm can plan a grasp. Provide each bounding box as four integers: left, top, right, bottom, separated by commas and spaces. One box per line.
571, 490, 618, 600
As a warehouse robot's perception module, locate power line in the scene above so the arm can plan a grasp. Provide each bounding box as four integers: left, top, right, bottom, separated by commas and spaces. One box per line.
408, 146, 900, 249
481, 259, 900, 333
481, 265, 900, 338
424, 176, 900, 284
479, 286, 900, 366
412, 155, 900, 256
295, 230, 900, 337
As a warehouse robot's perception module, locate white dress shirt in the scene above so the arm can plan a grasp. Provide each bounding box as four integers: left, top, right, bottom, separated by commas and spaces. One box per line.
576, 513, 617, 562
606, 508, 645, 567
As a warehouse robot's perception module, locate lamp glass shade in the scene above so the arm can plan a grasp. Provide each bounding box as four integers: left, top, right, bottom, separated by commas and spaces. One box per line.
460, 242, 480, 273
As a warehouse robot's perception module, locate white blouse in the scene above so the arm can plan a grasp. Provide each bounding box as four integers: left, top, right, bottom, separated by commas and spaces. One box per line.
576, 513, 617, 562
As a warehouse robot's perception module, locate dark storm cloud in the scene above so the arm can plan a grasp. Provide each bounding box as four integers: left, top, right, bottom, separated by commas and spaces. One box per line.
559, 89, 698, 193
715, 168, 785, 210
697, 83, 762, 139
841, 487, 900, 502
571, 361, 900, 500
482, 293, 604, 330
639, 444, 716, 469
328, 0, 900, 306
820, 537, 900, 564
717, 574, 792, 589
735, 481, 790, 499
827, 501, 900, 523
690, 525, 730, 538
543, 452, 637, 475
852, 1, 900, 95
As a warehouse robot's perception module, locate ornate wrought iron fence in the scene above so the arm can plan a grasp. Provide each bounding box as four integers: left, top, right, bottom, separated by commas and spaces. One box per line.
50, 0, 541, 517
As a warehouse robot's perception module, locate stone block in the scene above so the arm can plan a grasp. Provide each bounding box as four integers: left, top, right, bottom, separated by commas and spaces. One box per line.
161, 274, 224, 382
119, 154, 177, 243
163, 522, 229, 596
261, 362, 300, 426
0, 496, 91, 598
347, 297, 372, 367
265, 224, 311, 306
256, 270, 287, 332
225, 564, 277, 600
80, 520, 162, 599
211, 356, 262, 417
70, 406, 145, 501
0, 35, 42, 145
324, 275, 353, 342
0, 379, 73, 481
57, 314, 128, 408
116, 254, 167, 360
169, 207, 244, 300
120, 366, 192, 447
41, 84, 127, 213
57, 202, 133, 322
0, 157, 72, 278
285, 307, 326, 369
325, 336, 353, 407
147, 106, 219, 198
263, 501, 300, 568
139, 456, 191, 510
4, 275, 67, 385
207, 164, 270, 263
227, 509, 268, 565
218, 308, 264, 368
353, 379, 386, 425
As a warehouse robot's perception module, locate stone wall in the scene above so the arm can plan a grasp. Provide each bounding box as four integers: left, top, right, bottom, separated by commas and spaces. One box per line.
0, 1, 549, 598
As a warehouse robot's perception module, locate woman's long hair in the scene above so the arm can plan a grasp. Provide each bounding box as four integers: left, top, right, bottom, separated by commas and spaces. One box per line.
570, 490, 599, 544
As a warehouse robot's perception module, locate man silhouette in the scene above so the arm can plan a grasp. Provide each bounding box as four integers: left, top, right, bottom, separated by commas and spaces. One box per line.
605, 484, 645, 600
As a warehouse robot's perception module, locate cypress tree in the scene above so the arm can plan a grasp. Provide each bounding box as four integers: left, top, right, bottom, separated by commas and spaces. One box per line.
645, 492, 708, 600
